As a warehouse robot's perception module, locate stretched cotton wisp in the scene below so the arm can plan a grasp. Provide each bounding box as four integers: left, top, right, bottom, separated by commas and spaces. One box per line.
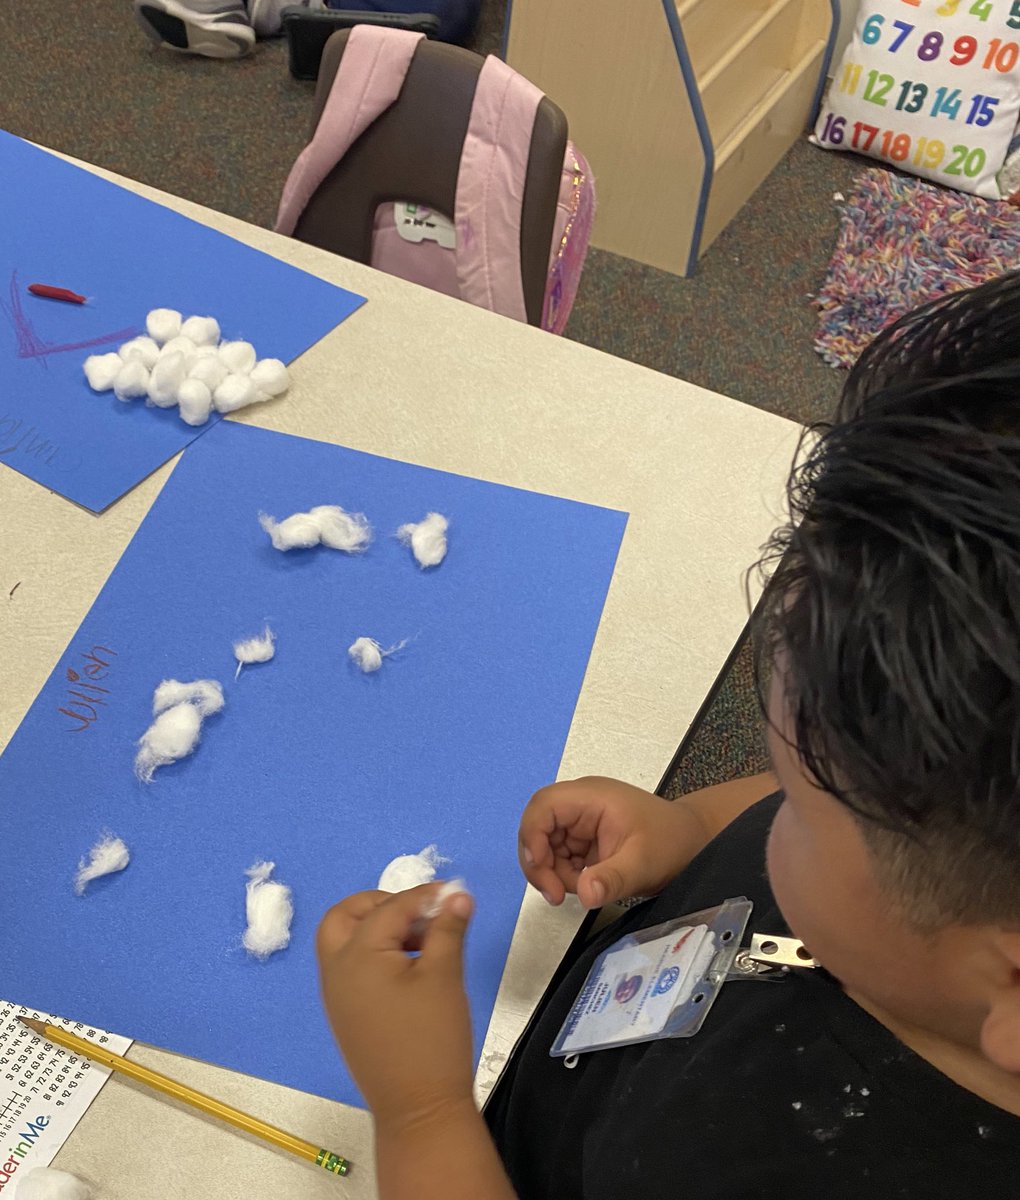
74, 833, 130, 896
259, 505, 373, 553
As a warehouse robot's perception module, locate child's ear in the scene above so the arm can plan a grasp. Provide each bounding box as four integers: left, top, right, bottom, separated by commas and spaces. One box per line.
980, 932, 1020, 1073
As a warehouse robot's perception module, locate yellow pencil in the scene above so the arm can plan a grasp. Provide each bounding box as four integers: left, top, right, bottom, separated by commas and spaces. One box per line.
19, 1017, 351, 1178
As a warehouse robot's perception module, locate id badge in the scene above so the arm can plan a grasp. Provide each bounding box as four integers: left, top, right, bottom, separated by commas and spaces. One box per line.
550, 897, 752, 1057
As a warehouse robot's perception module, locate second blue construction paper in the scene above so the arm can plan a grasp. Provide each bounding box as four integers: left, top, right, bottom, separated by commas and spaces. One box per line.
0, 130, 365, 512
0, 420, 628, 1106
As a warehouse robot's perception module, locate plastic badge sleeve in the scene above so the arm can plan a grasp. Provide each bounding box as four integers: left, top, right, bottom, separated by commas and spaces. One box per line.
550, 897, 753, 1057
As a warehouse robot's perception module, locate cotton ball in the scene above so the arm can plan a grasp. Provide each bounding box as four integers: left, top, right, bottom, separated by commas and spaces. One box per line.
159, 335, 199, 368
249, 358, 290, 398
112, 359, 150, 402
146, 307, 182, 345
74, 833, 130, 896
348, 635, 406, 673
348, 637, 383, 673
118, 335, 160, 369
147, 350, 187, 409
134, 703, 202, 783
152, 678, 224, 717
213, 373, 259, 414
243, 861, 293, 959
178, 378, 213, 427
188, 354, 228, 392
258, 505, 373, 552
233, 626, 275, 679
83, 352, 123, 392
218, 340, 257, 374
180, 314, 221, 346
420, 878, 471, 920
378, 845, 449, 892
397, 512, 448, 568
15, 1167, 92, 1200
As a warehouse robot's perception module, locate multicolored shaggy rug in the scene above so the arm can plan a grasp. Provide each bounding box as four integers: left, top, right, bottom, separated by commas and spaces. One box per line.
813, 168, 1020, 368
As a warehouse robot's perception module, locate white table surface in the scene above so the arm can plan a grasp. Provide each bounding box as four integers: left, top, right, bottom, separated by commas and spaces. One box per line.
0, 150, 802, 1199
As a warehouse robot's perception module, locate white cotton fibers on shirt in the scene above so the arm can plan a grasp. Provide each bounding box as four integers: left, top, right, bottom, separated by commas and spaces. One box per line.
397, 512, 448, 568
136, 679, 224, 782
378, 845, 449, 892
234, 626, 275, 678
112, 359, 150, 402
15, 1167, 92, 1200
259, 505, 373, 553
74, 833, 130, 896
83, 352, 123, 392
243, 861, 293, 959
146, 308, 182, 345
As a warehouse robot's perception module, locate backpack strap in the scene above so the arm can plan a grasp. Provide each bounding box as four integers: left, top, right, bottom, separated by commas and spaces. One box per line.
454, 56, 543, 325
276, 25, 424, 237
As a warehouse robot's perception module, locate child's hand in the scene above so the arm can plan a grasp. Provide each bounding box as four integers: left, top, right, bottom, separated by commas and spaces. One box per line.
519, 776, 707, 908
316, 884, 476, 1130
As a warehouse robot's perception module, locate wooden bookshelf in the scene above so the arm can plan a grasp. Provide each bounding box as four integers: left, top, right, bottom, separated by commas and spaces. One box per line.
505, 0, 838, 275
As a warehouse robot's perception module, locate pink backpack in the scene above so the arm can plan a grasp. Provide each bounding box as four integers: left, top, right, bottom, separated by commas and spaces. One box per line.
276, 25, 595, 335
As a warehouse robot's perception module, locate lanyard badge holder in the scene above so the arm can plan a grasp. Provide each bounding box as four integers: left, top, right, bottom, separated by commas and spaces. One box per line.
550, 896, 816, 1058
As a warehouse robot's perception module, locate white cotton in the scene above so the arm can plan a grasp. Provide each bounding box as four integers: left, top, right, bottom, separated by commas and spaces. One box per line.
378, 845, 449, 892
146, 307, 182, 345
397, 511, 448, 568
213, 372, 260, 414
233, 626, 275, 678
249, 357, 290, 397
180, 314, 221, 346
74, 833, 130, 896
259, 505, 373, 553
15, 1167, 92, 1200
420, 878, 470, 919
159, 335, 200, 368
118, 335, 160, 369
348, 636, 406, 673
187, 353, 229, 392
177, 378, 214, 426
134, 703, 202, 783
218, 339, 257, 375
348, 637, 383, 673
147, 350, 187, 408
83, 351, 123, 392
136, 678, 224, 782
152, 678, 224, 717
112, 359, 150, 402
243, 861, 293, 959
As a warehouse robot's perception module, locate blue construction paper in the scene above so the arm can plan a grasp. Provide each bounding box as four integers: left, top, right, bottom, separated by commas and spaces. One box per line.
0, 421, 628, 1105
0, 130, 364, 512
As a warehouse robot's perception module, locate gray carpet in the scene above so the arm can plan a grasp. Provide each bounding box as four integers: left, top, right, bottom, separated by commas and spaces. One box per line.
0, 0, 862, 796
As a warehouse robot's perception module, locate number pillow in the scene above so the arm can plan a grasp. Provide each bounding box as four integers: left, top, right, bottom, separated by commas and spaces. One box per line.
816, 0, 1020, 198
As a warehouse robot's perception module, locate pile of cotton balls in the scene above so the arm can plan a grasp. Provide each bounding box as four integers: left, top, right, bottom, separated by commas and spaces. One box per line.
82, 309, 290, 427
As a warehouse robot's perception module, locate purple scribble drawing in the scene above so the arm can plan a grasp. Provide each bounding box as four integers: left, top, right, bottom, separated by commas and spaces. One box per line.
2, 270, 138, 360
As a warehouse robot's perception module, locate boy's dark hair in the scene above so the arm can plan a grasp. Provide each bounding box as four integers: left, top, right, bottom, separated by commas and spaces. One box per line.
755, 270, 1020, 927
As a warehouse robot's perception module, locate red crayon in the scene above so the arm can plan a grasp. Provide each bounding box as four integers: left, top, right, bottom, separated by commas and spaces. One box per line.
28, 283, 87, 304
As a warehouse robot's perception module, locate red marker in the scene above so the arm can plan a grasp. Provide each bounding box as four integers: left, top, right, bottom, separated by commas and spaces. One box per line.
28, 283, 87, 305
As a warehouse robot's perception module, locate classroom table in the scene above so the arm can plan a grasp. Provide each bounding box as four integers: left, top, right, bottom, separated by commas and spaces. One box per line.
0, 150, 803, 1200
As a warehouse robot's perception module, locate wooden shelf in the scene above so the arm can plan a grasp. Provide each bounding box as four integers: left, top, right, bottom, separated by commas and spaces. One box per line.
505, 0, 837, 276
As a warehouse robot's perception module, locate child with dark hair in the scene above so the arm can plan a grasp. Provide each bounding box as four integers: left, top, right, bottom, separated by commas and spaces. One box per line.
315, 270, 1020, 1198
